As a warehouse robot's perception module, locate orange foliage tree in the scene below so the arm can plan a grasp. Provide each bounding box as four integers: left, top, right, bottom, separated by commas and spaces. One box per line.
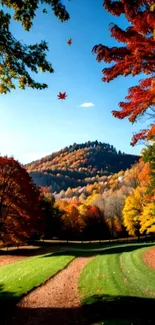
93, 0, 155, 145
0, 156, 43, 243
56, 200, 81, 239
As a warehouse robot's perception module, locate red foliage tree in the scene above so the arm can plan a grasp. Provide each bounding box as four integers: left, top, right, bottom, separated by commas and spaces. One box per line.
83, 205, 110, 239
0, 156, 43, 243
92, 0, 155, 145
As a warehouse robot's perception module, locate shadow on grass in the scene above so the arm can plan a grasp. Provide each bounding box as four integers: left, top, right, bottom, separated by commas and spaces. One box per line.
2, 294, 155, 325
1, 279, 155, 324
0, 242, 154, 259
42, 242, 155, 258
0, 283, 18, 313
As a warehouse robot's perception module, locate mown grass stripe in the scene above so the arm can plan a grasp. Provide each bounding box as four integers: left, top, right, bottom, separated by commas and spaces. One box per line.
79, 245, 155, 301
0, 253, 74, 303
79, 245, 155, 324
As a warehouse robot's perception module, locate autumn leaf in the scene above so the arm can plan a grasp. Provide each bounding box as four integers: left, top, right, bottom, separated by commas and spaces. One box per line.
57, 92, 67, 100
67, 38, 72, 45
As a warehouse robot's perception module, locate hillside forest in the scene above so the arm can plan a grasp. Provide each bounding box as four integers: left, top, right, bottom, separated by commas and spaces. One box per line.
26, 141, 139, 192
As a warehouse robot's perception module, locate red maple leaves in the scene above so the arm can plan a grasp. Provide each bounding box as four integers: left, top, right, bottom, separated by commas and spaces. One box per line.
57, 92, 67, 100
93, 0, 155, 145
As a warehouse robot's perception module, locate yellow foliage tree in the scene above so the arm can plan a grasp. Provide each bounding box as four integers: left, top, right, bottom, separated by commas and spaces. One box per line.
78, 203, 88, 216
140, 203, 155, 234
123, 187, 144, 236
84, 193, 101, 207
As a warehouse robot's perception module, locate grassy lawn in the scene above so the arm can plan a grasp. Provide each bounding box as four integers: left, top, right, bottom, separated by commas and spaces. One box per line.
79, 245, 155, 324
0, 242, 155, 324
0, 252, 74, 306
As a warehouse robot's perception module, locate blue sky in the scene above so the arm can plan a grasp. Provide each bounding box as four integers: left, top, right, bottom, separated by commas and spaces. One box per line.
0, 0, 146, 163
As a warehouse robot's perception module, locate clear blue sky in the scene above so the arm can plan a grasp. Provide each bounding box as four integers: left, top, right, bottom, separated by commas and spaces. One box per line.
0, 0, 146, 163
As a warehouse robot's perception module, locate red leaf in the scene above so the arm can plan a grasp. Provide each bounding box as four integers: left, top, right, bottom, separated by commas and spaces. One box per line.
57, 92, 67, 100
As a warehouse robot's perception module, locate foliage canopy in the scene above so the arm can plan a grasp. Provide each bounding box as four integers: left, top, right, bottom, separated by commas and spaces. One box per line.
0, 0, 69, 93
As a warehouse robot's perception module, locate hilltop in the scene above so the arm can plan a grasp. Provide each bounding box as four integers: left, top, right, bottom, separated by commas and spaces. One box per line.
26, 141, 139, 193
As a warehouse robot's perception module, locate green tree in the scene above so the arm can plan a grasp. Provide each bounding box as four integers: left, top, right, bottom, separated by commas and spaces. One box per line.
0, 0, 69, 93
40, 192, 62, 239
142, 142, 155, 198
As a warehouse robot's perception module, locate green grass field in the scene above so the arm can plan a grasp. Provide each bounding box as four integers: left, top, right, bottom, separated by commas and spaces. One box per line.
79, 245, 155, 324
0, 252, 74, 306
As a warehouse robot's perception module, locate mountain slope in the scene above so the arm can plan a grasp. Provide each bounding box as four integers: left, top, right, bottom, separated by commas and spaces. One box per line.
26, 141, 139, 193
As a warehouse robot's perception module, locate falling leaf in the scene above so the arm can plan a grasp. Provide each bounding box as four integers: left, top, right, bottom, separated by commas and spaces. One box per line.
67, 38, 72, 45
57, 92, 67, 100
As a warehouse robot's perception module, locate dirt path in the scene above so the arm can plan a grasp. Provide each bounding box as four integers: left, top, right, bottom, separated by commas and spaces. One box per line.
0, 246, 64, 267
4, 257, 93, 325
143, 246, 155, 270
0, 255, 27, 267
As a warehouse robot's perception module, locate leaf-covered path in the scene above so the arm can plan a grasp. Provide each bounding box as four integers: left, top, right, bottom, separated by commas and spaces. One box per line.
5, 257, 92, 325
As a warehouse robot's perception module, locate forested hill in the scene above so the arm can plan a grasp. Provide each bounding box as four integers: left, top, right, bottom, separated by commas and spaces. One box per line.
26, 141, 139, 193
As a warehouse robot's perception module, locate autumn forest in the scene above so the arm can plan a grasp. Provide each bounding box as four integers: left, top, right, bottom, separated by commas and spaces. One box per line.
1, 2, 155, 325
0, 0, 155, 245
0, 140, 155, 243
